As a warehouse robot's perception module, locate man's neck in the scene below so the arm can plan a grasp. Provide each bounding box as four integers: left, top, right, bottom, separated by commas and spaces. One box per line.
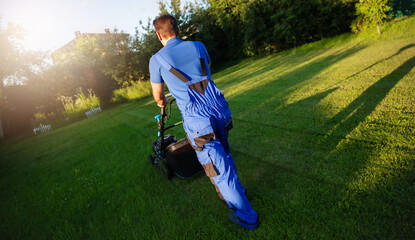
161, 36, 177, 46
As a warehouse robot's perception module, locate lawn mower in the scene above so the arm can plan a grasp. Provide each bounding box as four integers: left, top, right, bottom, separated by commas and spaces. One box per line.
148, 95, 204, 179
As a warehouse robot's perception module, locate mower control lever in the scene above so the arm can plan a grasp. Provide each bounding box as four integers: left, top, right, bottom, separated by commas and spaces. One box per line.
155, 114, 162, 122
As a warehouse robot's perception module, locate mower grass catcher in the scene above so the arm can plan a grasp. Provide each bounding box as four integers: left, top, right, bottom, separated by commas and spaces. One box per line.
148, 97, 204, 179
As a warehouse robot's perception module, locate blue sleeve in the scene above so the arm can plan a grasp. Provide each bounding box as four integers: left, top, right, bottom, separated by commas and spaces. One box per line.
149, 55, 164, 83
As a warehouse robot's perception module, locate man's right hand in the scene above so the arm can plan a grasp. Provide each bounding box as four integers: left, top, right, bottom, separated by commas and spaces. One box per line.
157, 97, 169, 108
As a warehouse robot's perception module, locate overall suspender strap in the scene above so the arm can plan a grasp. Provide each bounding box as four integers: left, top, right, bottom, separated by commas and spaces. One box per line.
154, 53, 190, 83
194, 42, 208, 77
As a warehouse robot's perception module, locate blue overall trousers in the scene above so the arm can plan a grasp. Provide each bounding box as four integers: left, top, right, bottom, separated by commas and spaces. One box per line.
154, 42, 258, 225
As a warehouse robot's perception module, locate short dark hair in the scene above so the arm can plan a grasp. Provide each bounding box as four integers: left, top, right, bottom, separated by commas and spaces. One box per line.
153, 14, 180, 38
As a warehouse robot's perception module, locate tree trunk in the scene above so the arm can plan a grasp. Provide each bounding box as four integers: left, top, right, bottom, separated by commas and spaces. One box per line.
376, 21, 381, 35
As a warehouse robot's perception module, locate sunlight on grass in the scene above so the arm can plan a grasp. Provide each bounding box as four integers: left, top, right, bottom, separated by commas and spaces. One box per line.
216, 49, 335, 100
344, 148, 413, 196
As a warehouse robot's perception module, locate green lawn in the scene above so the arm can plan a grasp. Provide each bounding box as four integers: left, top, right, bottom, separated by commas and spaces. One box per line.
1, 17, 414, 239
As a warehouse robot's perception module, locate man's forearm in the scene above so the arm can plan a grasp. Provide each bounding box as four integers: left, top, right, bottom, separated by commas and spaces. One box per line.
151, 82, 168, 107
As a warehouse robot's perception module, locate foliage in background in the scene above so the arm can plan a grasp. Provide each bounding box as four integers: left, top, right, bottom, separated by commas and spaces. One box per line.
352, 0, 392, 35
158, 0, 199, 40
31, 112, 59, 128
111, 81, 152, 103
58, 88, 100, 119
206, 0, 357, 57
389, 0, 415, 18
130, 21, 163, 81
183, 0, 232, 66
0, 19, 46, 138
51, 23, 161, 89
52, 32, 129, 86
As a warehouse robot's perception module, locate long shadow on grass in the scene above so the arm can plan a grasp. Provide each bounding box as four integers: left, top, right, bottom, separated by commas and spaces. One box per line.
224, 46, 366, 116
346, 43, 415, 80
229, 88, 352, 238
320, 53, 415, 239
214, 46, 359, 94
321, 53, 415, 150
228, 46, 415, 238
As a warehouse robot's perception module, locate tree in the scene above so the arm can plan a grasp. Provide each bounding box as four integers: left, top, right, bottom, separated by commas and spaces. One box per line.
131, 20, 163, 80
101, 30, 140, 85
352, 0, 391, 35
52, 30, 134, 104
0, 19, 45, 138
158, 0, 198, 40
208, 0, 356, 57
208, 0, 247, 59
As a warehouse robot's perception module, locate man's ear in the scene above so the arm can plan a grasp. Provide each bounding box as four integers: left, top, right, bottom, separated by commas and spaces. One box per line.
178, 28, 181, 37
156, 32, 163, 41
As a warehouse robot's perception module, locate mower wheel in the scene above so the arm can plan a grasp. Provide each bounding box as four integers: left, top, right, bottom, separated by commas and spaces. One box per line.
158, 160, 172, 179
148, 154, 155, 166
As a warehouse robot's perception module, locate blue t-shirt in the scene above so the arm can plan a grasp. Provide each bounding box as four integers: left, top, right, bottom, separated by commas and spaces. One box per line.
149, 37, 211, 112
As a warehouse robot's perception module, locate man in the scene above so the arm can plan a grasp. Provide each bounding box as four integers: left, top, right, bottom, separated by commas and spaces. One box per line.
149, 14, 259, 230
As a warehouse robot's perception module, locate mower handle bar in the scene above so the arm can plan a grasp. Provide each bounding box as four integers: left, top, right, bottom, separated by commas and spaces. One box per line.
155, 94, 178, 151
161, 97, 176, 121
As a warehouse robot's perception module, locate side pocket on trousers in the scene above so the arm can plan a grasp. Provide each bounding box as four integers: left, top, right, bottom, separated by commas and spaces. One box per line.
183, 115, 214, 152
194, 132, 215, 148
186, 134, 203, 151
202, 161, 220, 177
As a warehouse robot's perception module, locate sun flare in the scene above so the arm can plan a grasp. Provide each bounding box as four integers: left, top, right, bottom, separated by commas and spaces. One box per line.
2, 0, 72, 51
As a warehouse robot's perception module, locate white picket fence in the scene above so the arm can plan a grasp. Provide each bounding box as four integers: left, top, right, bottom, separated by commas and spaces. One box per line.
33, 124, 52, 135
32, 106, 101, 135
85, 106, 102, 118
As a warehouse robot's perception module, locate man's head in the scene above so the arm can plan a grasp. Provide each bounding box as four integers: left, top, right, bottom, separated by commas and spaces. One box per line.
153, 14, 180, 41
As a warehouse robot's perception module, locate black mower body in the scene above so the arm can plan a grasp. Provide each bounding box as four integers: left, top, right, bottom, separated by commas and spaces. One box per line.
148, 99, 204, 179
